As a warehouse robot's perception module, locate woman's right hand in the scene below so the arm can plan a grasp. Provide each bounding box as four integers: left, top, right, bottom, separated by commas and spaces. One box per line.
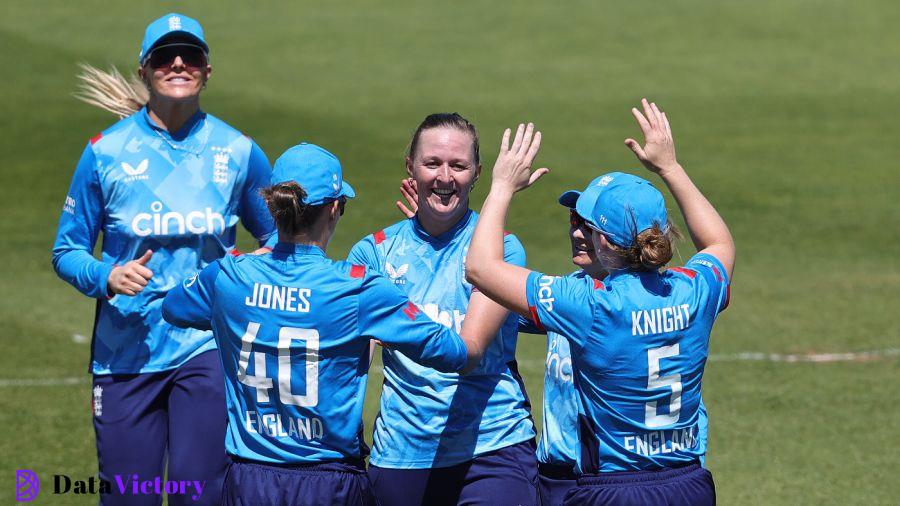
491, 123, 548, 194
107, 249, 154, 296
395, 178, 418, 218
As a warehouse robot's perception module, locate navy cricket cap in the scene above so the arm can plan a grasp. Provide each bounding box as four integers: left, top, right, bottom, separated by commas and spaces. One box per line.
573, 172, 668, 248
272, 143, 356, 206
139, 13, 209, 64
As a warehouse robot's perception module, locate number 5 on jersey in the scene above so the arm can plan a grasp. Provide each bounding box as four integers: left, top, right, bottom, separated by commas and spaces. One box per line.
237, 322, 320, 407
645, 343, 681, 428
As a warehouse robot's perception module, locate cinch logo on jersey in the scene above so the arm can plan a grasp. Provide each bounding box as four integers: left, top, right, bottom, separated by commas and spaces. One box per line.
421, 303, 466, 333
131, 201, 225, 237
623, 426, 698, 457
631, 304, 691, 336
244, 283, 311, 312
121, 159, 150, 182
545, 335, 572, 383
537, 275, 557, 312
245, 411, 324, 440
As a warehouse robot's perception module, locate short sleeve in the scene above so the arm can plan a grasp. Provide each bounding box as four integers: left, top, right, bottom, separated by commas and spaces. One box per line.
516, 314, 546, 335
357, 272, 467, 373
347, 235, 380, 268
503, 233, 527, 267
684, 252, 731, 313
525, 271, 595, 348
162, 261, 221, 330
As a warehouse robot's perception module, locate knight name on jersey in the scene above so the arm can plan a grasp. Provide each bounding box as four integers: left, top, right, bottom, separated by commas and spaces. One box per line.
245, 410, 324, 440
131, 201, 225, 237
631, 304, 691, 336
244, 283, 311, 312
623, 426, 698, 457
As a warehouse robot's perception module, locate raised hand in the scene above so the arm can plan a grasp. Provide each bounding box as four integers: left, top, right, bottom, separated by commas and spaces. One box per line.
491, 123, 549, 193
395, 178, 418, 218
107, 249, 154, 296
625, 98, 679, 175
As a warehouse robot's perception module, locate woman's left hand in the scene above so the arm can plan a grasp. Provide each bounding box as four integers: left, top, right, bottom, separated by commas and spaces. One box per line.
491, 123, 549, 193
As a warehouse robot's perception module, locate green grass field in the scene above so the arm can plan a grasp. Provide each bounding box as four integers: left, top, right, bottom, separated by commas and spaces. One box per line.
2, 1, 899, 504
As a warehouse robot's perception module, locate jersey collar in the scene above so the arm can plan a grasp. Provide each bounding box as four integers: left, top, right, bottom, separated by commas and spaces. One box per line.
410, 209, 475, 244
272, 242, 326, 258
137, 106, 207, 142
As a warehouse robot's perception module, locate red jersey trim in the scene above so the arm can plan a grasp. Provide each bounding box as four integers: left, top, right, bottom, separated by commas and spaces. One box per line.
402, 301, 420, 320
528, 305, 545, 331
350, 265, 366, 278
373, 230, 387, 245
89, 133, 103, 145
593, 279, 605, 290
668, 267, 697, 279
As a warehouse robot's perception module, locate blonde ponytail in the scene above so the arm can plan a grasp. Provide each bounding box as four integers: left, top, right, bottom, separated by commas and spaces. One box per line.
74, 64, 148, 118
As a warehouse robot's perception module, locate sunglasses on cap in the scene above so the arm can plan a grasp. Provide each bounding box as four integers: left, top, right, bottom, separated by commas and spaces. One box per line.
144, 43, 208, 72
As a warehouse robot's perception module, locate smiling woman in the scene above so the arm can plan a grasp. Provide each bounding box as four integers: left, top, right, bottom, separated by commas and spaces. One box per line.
348, 113, 539, 505
52, 12, 276, 506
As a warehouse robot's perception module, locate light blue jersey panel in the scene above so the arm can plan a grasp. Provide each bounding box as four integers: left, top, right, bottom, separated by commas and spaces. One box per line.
52, 107, 275, 374
162, 243, 467, 464
526, 270, 587, 469
348, 211, 536, 468
525, 253, 730, 473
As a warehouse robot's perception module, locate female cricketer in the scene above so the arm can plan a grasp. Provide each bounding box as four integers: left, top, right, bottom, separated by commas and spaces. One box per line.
348, 113, 538, 505
466, 100, 734, 505
395, 176, 604, 505
51, 13, 274, 505
163, 143, 475, 505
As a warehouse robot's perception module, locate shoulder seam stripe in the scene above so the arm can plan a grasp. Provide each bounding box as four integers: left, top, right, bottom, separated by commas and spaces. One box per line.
668, 267, 697, 279
373, 230, 386, 244
350, 264, 365, 278
90, 133, 103, 145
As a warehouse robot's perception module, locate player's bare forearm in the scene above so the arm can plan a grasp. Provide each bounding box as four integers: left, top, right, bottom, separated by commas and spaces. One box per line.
658, 164, 735, 277
625, 99, 735, 278
466, 187, 531, 317
458, 292, 515, 373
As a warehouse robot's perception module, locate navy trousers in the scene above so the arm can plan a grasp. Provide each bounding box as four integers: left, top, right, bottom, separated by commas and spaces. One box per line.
563, 462, 715, 506
538, 462, 578, 506
92, 350, 227, 505
369, 440, 539, 506
223, 458, 374, 506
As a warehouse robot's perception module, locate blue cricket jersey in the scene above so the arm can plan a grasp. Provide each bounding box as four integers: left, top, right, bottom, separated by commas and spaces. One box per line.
162, 243, 468, 464
525, 253, 730, 473
519, 270, 585, 470
348, 210, 536, 468
52, 107, 275, 375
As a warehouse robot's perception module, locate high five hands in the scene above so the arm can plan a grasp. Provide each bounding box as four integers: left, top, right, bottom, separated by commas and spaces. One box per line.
625, 98, 680, 175
492, 123, 549, 194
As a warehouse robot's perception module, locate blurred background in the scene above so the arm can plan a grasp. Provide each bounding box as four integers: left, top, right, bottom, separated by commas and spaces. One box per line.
2, 1, 898, 503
